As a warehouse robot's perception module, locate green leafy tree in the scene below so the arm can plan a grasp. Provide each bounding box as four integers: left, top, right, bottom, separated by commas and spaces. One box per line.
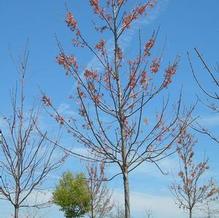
53, 172, 91, 218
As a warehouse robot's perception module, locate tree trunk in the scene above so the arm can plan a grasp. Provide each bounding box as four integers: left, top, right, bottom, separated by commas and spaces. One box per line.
123, 170, 130, 218
14, 205, 19, 218
91, 203, 94, 218
189, 208, 192, 218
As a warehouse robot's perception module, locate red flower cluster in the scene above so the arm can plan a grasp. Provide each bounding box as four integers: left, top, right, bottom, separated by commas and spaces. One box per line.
42, 95, 52, 107
123, 14, 134, 29
88, 82, 95, 92
95, 40, 106, 56
79, 106, 86, 117
57, 53, 78, 72
95, 39, 105, 50
123, 3, 153, 29
116, 47, 123, 60
144, 38, 155, 56
129, 73, 136, 89
84, 69, 98, 80
137, 4, 148, 15
123, 118, 133, 138
90, 0, 100, 13
65, 12, 77, 31
55, 115, 65, 125
78, 90, 86, 98
93, 94, 101, 104
103, 70, 111, 87
150, 58, 160, 73
117, 0, 124, 6
163, 63, 177, 88
140, 71, 148, 88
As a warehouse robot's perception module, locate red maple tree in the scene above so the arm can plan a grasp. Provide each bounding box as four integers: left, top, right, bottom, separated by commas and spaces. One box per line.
43, 1, 193, 217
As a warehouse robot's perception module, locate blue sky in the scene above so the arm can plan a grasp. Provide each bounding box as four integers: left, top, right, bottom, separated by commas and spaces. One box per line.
0, 0, 219, 218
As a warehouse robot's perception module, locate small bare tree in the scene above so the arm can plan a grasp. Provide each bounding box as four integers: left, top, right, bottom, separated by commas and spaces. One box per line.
170, 129, 219, 218
188, 48, 219, 143
87, 162, 113, 218
145, 209, 153, 218
110, 203, 125, 218
0, 52, 63, 218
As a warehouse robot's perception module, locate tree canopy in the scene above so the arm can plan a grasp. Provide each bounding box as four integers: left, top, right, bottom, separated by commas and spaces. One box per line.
53, 172, 91, 218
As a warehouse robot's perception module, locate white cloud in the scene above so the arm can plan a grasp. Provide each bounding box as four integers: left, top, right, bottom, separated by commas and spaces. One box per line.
198, 114, 219, 127
57, 103, 77, 117
113, 189, 186, 218
23, 190, 53, 205
131, 156, 179, 179
113, 189, 212, 218
70, 146, 90, 157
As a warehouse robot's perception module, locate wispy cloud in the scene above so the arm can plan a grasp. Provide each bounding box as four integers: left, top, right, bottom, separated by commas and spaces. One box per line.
0, 116, 8, 131
113, 189, 186, 218
57, 103, 77, 116
113, 188, 209, 218
199, 114, 219, 127
132, 156, 179, 177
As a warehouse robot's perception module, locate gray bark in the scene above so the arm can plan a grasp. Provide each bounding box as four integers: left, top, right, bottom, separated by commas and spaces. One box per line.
123, 169, 130, 218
